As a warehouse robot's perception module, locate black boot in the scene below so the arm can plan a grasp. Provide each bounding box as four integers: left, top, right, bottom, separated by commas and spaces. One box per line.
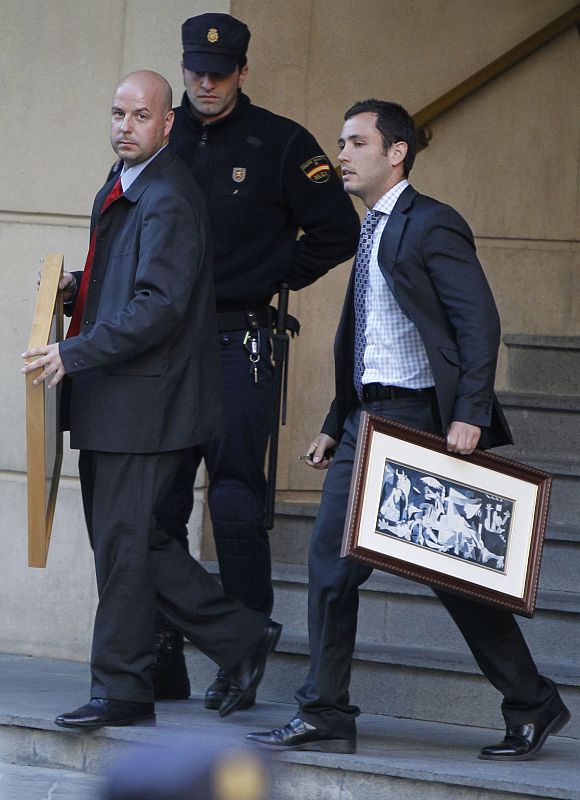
152, 618, 190, 700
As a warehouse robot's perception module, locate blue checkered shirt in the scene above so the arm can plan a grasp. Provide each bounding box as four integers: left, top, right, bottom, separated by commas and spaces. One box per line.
361, 180, 434, 390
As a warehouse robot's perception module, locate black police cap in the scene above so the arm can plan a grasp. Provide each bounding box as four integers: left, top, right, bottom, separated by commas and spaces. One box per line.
182, 13, 250, 75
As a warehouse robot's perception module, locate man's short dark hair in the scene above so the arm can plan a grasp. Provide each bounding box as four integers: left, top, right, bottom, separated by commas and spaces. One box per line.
344, 99, 417, 176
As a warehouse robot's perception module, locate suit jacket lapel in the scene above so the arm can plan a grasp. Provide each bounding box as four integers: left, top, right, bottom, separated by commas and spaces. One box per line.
376, 184, 417, 291
122, 146, 174, 204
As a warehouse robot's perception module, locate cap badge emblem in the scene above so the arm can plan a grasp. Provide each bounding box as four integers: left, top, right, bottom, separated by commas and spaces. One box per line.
232, 167, 246, 183
207, 27, 219, 43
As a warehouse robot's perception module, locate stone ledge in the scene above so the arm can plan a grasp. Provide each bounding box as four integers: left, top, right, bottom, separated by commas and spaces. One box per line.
0, 653, 578, 800
504, 335, 580, 351
201, 561, 580, 615
498, 392, 580, 412
271, 629, 580, 690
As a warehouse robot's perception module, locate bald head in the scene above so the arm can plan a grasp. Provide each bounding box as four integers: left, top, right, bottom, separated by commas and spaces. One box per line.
116, 70, 173, 113
111, 70, 175, 167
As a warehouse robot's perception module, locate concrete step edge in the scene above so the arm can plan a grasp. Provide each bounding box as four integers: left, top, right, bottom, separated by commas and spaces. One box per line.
493, 456, 580, 477
200, 560, 580, 614
498, 392, 580, 411
275, 491, 580, 521
270, 748, 580, 800
1, 704, 578, 799
546, 523, 580, 542
179, 616, 580, 688
503, 334, 580, 351
0, 760, 103, 799
262, 630, 580, 688
274, 500, 318, 519
0, 716, 580, 800
0, 652, 577, 799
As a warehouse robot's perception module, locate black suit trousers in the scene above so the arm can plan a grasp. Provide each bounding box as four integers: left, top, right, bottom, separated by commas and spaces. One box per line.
78, 449, 266, 703
295, 396, 564, 738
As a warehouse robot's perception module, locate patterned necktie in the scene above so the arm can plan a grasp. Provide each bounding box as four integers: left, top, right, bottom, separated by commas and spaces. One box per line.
67, 177, 123, 338
353, 209, 382, 397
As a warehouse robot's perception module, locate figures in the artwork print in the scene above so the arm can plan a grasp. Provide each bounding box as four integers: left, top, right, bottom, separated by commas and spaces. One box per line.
376, 461, 512, 571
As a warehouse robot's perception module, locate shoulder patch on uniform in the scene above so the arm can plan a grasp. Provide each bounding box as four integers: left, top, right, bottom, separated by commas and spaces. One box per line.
300, 155, 331, 183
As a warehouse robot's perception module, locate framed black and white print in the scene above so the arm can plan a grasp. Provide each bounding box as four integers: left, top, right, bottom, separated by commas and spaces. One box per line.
342, 412, 552, 617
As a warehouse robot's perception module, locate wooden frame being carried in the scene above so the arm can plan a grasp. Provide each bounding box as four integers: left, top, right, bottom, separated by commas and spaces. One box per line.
25, 254, 64, 567
342, 412, 552, 617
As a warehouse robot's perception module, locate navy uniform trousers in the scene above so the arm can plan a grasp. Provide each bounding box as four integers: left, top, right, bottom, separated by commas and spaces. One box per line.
156, 326, 274, 615
295, 393, 566, 738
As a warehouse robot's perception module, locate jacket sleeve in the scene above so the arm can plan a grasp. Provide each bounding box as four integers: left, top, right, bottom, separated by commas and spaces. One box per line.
59, 191, 203, 375
321, 398, 341, 441
280, 127, 360, 290
421, 204, 500, 428
63, 270, 83, 317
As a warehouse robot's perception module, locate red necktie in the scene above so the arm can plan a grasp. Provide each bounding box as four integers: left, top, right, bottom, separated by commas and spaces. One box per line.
67, 176, 123, 338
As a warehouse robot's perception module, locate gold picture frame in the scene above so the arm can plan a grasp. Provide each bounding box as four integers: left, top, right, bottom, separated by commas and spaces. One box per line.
342, 412, 552, 617
25, 254, 64, 567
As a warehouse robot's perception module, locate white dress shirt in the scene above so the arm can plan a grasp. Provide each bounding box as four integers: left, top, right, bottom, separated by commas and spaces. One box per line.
362, 179, 434, 389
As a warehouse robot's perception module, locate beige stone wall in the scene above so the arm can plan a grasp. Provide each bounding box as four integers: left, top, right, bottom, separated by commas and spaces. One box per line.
1, 0, 577, 659
232, 0, 579, 494
0, 0, 229, 660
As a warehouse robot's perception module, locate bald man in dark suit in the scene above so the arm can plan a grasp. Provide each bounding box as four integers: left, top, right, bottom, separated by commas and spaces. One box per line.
23, 70, 280, 729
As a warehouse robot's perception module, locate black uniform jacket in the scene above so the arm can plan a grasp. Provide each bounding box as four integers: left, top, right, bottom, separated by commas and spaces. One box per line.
59, 146, 222, 454
168, 92, 360, 306
322, 185, 513, 449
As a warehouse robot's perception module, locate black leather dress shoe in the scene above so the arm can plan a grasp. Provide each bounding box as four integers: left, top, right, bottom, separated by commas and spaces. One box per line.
219, 620, 282, 717
479, 706, 571, 761
205, 670, 255, 711
246, 717, 356, 753
152, 621, 191, 700
55, 699, 156, 730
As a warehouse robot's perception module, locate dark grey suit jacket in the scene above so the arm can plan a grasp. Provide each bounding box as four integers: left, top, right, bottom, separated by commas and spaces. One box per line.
60, 146, 222, 453
322, 185, 512, 449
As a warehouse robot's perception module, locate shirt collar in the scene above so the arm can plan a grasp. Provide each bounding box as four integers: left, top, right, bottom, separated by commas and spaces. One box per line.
372, 179, 409, 216
120, 144, 168, 192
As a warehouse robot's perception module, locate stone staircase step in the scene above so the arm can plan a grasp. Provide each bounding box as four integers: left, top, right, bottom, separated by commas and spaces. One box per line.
185, 632, 580, 738
497, 393, 580, 463
266, 563, 580, 662
272, 484, 580, 564
503, 334, 580, 396
490, 456, 580, 529
0, 761, 103, 800
270, 501, 317, 565
193, 561, 580, 734
538, 523, 580, 592
0, 654, 578, 800
185, 628, 580, 738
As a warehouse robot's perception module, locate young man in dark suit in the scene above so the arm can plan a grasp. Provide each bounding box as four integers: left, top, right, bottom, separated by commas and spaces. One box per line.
22, 70, 280, 729
247, 99, 569, 760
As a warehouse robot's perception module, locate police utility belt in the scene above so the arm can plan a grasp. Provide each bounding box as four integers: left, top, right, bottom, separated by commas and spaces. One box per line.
215, 305, 299, 335
216, 304, 300, 385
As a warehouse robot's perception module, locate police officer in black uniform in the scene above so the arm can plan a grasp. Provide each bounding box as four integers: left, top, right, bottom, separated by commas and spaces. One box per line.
149, 12, 360, 708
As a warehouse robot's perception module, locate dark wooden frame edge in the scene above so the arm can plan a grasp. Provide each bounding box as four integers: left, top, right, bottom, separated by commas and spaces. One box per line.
341, 412, 552, 617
